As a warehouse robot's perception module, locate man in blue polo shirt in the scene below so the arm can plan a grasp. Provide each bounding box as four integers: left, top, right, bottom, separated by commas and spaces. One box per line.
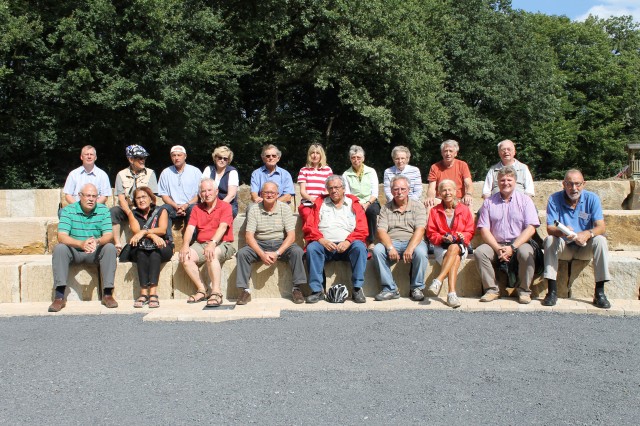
158, 145, 201, 223
250, 144, 295, 203
50, 183, 117, 312
542, 169, 611, 308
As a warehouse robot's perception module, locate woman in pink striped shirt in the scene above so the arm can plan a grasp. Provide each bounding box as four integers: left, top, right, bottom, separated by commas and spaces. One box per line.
297, 143, 333, 222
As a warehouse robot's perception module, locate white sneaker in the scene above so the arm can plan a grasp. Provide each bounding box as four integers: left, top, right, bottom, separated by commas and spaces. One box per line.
426, 279, 442, 296
447, 293, 461, 308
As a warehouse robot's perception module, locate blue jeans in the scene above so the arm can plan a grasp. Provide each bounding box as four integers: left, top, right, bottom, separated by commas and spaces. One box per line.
372, 240, 428, 291
306, 240, 367, 293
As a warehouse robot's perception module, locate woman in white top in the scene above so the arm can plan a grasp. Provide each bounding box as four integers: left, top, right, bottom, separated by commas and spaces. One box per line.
202, 145, 240, 217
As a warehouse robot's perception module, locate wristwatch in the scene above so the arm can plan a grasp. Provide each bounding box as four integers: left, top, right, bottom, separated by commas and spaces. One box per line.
510, 243, 517, 252
386, 246, 394, 252
275, 250, 281, 258
589, 230, 595, 239
211, 240, 219, 245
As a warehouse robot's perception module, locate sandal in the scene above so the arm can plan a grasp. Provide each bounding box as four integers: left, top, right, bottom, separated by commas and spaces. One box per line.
206, 292, 223, 307
148, 295, 160, 309
187, 290, 207, 304
134, 295, 149, 308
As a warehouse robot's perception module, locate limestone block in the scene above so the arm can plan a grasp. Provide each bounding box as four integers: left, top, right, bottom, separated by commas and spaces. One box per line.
0, 189, 60, 217
113, 261, 173, 301
0, 263, 20, 303
602, 211, 640, 251
172, 257, 233, 300
222, 258, 302, 300
46, 220, 59, 253
21, 260, 99, 302
0, 218, 49, 255
569, 256, 640, 299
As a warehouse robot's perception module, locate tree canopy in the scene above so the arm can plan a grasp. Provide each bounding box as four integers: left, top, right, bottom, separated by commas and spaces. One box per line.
1, 0, 638, 188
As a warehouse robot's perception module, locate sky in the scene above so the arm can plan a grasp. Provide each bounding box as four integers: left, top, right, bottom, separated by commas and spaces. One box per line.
510, 0, 640, 22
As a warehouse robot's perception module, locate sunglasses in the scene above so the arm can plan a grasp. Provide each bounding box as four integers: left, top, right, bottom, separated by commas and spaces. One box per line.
216, 156, 229, 161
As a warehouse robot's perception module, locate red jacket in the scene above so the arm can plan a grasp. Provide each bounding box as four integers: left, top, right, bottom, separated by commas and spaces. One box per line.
426, 202, 475, 246
302, 194, 368, 243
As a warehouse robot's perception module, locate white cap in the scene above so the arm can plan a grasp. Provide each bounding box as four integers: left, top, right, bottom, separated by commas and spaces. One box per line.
170, 145, 187, 154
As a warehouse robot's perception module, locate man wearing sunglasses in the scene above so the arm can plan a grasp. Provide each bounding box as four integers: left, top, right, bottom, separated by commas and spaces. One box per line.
542, 169, 611, 309
250, 144, 295, 203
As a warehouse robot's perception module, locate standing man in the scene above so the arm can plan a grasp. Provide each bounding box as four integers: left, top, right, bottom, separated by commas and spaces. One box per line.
372, 176, 429, 301
235, 182, 307, 305
49, 183, 117, 312
250, 144, 295, 203
482, 139, 535, 199
157, 145, 201, 223
111, 144, 159, 252
542, 169, 611, 308
303, 175, 368, 304
179, 179, 235, 307
425, 139, 473, 208
474, 166, 540, 304
63, 145, 112, 205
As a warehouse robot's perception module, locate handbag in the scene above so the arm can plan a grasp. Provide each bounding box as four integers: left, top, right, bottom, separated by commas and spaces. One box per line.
119, 244, 132, 262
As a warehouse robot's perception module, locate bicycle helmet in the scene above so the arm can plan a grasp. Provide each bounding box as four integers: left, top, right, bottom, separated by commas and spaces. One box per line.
126, 144, 150, 158
326, 283, 348, 303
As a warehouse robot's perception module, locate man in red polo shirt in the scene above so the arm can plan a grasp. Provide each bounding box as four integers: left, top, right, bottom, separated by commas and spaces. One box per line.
179, 178, 235, 307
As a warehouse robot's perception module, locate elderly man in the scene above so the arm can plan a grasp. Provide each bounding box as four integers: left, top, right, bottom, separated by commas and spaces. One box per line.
157, 145, 201, 222
179, 179, 236, 307
474, 166, 540, 304
303, 175, 368, 303
111, 144, 159, 252
372, 176, 429, 301
383, 145, 423, 202
250, 144, 295, 203
542, 169, 611, 308
482, 139, 534, 199
235, 182, 307, 305
425, 139, 473, 208
49, 183, 117, 312
63, 145, 112, 205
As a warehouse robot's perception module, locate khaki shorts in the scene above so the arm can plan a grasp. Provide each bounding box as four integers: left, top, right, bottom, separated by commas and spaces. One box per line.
191, 241, 236, 265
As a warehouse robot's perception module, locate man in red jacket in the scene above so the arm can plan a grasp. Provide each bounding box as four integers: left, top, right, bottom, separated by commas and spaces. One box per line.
302, 175, 369, 303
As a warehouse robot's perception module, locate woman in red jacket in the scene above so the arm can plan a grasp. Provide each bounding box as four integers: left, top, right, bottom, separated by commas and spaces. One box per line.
426, 179, 475, 308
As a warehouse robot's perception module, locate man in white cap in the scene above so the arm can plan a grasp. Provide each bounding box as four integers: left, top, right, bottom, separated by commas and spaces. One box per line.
157, 145, 202, 223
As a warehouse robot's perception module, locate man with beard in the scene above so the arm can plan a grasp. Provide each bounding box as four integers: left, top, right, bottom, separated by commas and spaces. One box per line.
542, 169, 611, 308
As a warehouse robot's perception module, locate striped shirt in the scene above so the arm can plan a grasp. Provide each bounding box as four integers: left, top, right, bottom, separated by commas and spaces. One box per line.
246, 201, 296, 241
58, 202, 112, 242
378, 199, 427, 241
297, 166, 333, 198
383, 164, 423, 202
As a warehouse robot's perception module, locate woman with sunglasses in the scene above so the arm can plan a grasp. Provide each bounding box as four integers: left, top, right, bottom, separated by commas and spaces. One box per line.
296, 143, 333, 222
202, 145, 239, 217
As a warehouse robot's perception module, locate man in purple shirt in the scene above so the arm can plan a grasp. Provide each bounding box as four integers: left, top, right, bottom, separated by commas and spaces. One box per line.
474, 166, 540, 304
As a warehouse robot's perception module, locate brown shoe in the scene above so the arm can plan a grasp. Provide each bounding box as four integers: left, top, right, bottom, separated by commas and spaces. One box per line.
236, 290, 251, 305
48, 298, 66, 312
292, 287, 304, 304
518, 294, 532, 304
480, 292, 500, 302
101, 295, 119, 308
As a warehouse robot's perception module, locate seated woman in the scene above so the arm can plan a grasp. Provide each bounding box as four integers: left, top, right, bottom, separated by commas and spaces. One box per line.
202, 145, 239, 217
126, 186, 174, 308
297, 143, 333, 222
383, 145, 422, 203
425, 179, 475, 308
343, 145, 380, 250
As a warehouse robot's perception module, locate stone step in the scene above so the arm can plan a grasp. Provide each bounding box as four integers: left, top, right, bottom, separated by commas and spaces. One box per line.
1, 251, 638, 305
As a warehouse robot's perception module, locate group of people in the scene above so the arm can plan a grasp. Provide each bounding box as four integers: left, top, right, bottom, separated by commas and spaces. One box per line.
49, 139, 613, 312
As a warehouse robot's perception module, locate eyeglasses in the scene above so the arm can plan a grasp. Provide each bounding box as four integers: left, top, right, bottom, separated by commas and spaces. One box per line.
564, 181, 584, 188
262, 191, 278, 195
327, 185, 343, 191
391, 187, 408, 192
216, 156, 229, 161
80, 193, 98, 199
264, 154, 278, 159
133, 156, 145, 160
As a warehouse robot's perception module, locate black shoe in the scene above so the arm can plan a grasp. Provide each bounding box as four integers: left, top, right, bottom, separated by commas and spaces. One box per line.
352, 288, 366, 304
410, 287, 425, 301
374, 290, 400, 301
305, 291, 324, 304
593, 293, 611, 309
541, 291, 557, 307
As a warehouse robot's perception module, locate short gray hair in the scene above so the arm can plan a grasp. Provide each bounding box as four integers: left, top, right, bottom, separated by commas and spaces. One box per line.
437, 179, 457, 192
497, 165, 517, 179
390, 175, 410, 189
348, 145, 365, 159
440, 139, 459, 152
497, 139, 515, 150
325, 174, 346, 189
199, 178, 219, 190
262, 181, 279, 192
261, 144, 282, 158
391, 145, 411, 160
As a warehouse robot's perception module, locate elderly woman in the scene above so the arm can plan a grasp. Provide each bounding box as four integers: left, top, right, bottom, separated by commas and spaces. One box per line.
126, 186, 174, 308
202, 145, 239, 217
343, 145, 380, 249
297, 143, 333, 222
426, 179, 475, 308
383, 145, 422, 203
425, 139, 474, 208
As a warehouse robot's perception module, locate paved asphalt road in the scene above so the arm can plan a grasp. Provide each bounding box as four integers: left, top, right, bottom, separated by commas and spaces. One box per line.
0, 311, 638, 425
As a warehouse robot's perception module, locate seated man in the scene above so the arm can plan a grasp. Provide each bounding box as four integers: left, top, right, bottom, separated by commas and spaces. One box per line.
111, 144, 159, 252
63, 145, 112, 205
179, 178, 236, 307
482, 139, 534, 199
372, 176, 428, 301
542, 169, 611, 308
235, 181, 307, 305
250, 144, 295, 203
303, 175, 368, 304
49, 183, 118, 312
474, 166, 540, 304
157, 145, 201, 223
425, 139, 473, 208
